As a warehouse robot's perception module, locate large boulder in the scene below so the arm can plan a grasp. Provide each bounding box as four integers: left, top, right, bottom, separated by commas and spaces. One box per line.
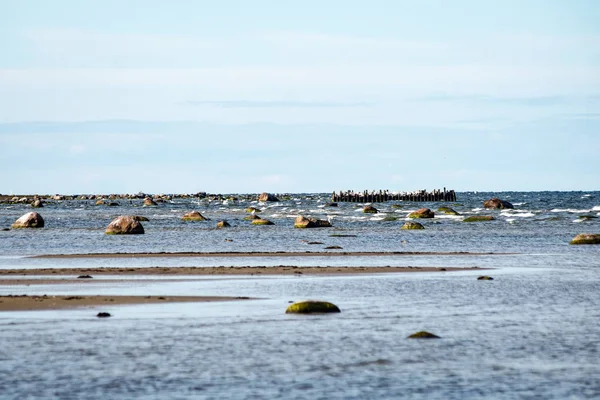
12, 212, 45, 228
105, 216, 144, 234
258, 192, 279, 202
294, 216, 332, 228
484, 198, 514, 209
286, 300, 341, 314
143, 197, 158, 207
408, 208, 435, 219
181, 211, 207, 221
570, 233, 600, 245
31, 199, 44, 208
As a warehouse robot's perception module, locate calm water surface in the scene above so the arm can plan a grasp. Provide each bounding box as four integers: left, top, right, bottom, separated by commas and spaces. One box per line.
1, 192, 599, 399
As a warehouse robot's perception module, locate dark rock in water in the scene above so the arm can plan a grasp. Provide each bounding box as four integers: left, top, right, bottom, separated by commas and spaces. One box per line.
307, 241, 324, 245
216, 220, 231, 228
477, 276, 494, 280
286, 300, 341, 314
107, 202, 120, 207
97, 312, 111, 318
258, 192, 279, 202
326, 202, 338, 207
294, 216, 332, 228
181, 211, 207, 221
401, 221, 425, 230
31, 199, 43, 208
325, 246, 343, 249
578, 215, 598, 221
363, 205, 378, 213
408, 208, 434, 219
391, 204, 403, 209
570, 233, 600, 245
12, 212, 45, 228
243, 214, 261, 220
252, 218, 274, 226
245, 207, 261, 213
132, 216, 149, 222
463, 215, 495, 222
484, 198, 514, 209
1, 228, 10, 231
105, 215, 144, 234
437, 206, 460, 215
77, 275, 93, 279
407, 331, 440, 339
143, 197, 158, 207
383, 215, 398, 221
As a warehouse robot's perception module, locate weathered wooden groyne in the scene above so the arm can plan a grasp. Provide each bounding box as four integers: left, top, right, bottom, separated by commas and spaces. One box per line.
331, 188, 456, 203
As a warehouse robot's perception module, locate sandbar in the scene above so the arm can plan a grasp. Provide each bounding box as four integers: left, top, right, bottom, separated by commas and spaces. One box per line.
0, 294, 252, 312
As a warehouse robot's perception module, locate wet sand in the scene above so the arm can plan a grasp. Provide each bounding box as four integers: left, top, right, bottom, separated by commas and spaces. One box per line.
0, 294, 252, 311
0, 265, 483, 277
31, 251, 506, 259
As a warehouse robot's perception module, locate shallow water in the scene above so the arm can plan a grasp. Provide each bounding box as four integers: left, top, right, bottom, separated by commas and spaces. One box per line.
1, 192, 599, 399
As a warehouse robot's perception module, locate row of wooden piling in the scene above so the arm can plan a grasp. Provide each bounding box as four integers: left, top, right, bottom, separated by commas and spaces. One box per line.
331, 189, 456, 203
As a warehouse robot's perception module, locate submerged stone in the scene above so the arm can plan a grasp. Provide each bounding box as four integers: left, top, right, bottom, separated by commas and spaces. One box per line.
252, 218, 274, 226
401, 221, 425, 230
463, 215, 495, 222
285, 300, 341, 314
407, 331, 440, 339
477, 276, 494, 280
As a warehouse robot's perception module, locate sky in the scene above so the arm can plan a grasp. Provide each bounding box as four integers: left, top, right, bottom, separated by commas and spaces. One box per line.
0, 0, 599, 194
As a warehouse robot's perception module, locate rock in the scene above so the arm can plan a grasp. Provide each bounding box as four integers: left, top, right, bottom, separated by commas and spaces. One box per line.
132, 216, 149, 222
245, 207, 261, 213
97, 312, 111, 318
107, 202, 119, 207
477, 276, 494, 280
252, 218, 274, 225
243, 214, 261, 220
363, 205, 378, 213
216, 220, 231, 228
463, 215, 495, 222
437, 206, 459, 215
408, 208, 435, 219
52, 195, 64, 201
258, 192, 279, 202
326, 202, 338, 207
570, 233, 600, 245
401, 221, 425, 230
294, 216, 332, 228
391, 204, 403, 209
1, 228, 9, 231
383, 215, 398, 221
324, 246, 343, 249
285, 300, 341, 314
31, 199, 43, 208
95, 199, 105, 205
77, 275, 93, 279
181, 211, 207, 221
484, 198, 514, 209
105, 216, 144, 234
12, 212, 45, 228
407, 331, 440, 339
143, 197, 158, 207
578, 215, 598, 221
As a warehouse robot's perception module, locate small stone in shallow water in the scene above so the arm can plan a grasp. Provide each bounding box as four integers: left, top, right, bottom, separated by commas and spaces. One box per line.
407, 331, 440, 339
97, 312, 111, 318
477, 276, 494, 280
77, 275, 93, 279
286, 300, 341, 314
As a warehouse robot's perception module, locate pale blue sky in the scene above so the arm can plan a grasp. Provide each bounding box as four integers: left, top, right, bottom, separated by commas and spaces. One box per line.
0, 1, 599, 194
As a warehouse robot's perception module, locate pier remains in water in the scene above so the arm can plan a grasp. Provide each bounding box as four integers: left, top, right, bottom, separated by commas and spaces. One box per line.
331, 188, 457, 203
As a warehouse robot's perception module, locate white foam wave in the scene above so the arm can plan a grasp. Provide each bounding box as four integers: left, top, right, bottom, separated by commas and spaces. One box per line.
551, 208, 591, 213
513, 202, 527, 206
592, 206, 600, 211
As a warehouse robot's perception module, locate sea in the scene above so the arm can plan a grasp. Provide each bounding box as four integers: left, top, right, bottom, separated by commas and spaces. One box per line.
0, 191, 599, 399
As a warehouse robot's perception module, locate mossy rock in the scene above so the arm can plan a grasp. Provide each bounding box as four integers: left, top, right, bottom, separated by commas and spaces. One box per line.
578, 215, 598, 221
243, 214, 261, 220
383, 215, 398, 221
408, 208, 434, 219
407, 331, 440, 339
570, 233, 600, 245
463, 215, 495, 222
285, 300, 341, 314
363, 205, 378, 213
252, 218, 274, 226
401, 221, 424, 230
391, 204, 403, 209
182, 211, 207, 221
437, 206, 460, 215
477, 276, 494, 280
245, 207, 261, 213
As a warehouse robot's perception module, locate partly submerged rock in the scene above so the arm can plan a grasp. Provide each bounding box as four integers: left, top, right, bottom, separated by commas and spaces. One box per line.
463, 215, 495, 222
294, 216, 332, 228
181, 211, 207, 221
143, 197, 158, 207
97, 312, 111, 318
243, 214, 261, 220
31, 199, 44, 208
408, 208, 435, 219
132, 216, 149, 222
363, 205, 378, 213
407, 331, 440, 339
484, 198, 514, 209
12, 212, 45, 228
105, 216, 144, 234
216, 220, 231, 228
245, 207, 261, 213
258, 192, 279, 202
285, 300, 341, 314
401, 221, 425, 230
252, 218, 274, 226
570, 233, 600, 245
477, 276, 494, 280
437, 206, 460, 215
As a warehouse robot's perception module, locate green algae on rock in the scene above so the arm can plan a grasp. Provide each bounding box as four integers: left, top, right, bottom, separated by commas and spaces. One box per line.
407, 331, 440, 339
181, 211, 207, 221
408, 208, 435, 219
251, 218, 275, 226
437, 206, 460, 215
401, 221, 425, 230
285, 300, 341, 314
477, 276, 494, 280
463, 215, 495, 222
570, 233, 600, 245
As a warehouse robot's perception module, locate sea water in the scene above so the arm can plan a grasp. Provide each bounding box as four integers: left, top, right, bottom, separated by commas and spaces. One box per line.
0, 191, 599, 399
